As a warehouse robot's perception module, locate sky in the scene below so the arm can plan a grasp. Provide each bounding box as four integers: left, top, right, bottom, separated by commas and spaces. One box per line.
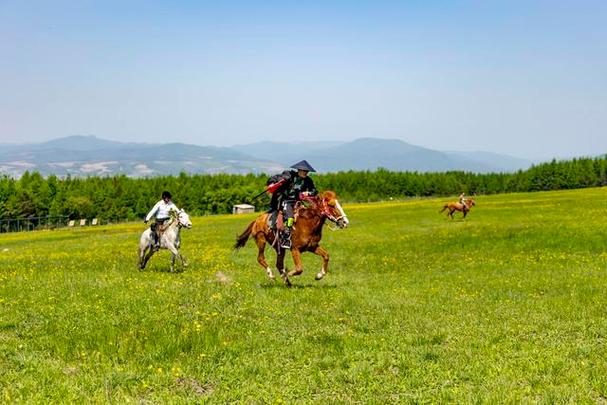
0, 1, 606, 160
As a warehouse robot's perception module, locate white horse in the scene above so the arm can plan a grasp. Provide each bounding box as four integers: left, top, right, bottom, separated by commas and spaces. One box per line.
138, 210, 192, 272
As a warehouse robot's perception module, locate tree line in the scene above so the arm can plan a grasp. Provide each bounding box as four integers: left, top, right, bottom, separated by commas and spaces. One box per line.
1, 156, 606, 222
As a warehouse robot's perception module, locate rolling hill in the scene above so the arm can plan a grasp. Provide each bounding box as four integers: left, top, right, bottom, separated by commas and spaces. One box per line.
232, 138, 532, 173
0, 136, 282, 177
0, 135, 532, 177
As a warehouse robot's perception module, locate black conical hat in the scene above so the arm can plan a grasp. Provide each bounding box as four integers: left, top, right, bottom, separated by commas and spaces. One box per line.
290, 160, 316, 172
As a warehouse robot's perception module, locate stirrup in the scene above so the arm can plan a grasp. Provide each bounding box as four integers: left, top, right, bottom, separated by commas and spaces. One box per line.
280, 230, 292, 249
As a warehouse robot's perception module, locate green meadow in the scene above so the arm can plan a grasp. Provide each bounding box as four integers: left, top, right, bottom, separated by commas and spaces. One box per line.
1, 187, 607, 402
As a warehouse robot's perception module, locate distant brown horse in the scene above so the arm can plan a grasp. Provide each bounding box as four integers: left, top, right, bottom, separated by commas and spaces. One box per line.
440, 198, 476, 219
234, 191, 349, 287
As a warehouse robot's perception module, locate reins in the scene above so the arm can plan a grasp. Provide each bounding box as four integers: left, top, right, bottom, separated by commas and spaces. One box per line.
167, 211, 187, 230
300, 195, 344, 226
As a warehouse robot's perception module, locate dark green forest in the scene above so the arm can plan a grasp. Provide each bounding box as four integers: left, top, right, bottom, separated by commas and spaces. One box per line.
1, 156, 606, 225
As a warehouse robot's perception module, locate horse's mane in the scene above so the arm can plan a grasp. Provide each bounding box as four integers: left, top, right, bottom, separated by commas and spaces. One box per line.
296, 190, 338, 219
298, 205, 320, 219
319, 190, 337, 201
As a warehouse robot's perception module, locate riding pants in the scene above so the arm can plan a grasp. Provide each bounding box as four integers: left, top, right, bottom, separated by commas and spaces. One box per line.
281, 200, 296, 227
151, 217, 169, 230
151, 218, 169, 244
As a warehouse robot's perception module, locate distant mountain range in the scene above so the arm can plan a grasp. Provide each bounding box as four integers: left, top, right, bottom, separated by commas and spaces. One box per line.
0, 135, 533, 177
233, 138, 533, 173
0, 136, 283, 178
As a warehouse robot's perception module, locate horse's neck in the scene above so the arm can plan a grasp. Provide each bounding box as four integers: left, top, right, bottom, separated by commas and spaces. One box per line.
298, 207, 325, 234
164, 219, 180, 237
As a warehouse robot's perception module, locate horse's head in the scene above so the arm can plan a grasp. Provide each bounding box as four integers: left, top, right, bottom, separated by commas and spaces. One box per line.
171, 209, 192, 229
467, 199, 476, 207
179, 211, 192, 229
318, 191, 349, 229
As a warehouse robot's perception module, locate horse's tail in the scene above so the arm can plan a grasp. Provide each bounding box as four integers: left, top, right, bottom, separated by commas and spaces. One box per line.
440, 205, 448, 213
234, 220, 255, 250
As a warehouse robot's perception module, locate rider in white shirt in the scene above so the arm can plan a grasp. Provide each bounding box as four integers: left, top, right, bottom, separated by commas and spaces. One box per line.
459, 192, 468, 213
144, 191, 180, 248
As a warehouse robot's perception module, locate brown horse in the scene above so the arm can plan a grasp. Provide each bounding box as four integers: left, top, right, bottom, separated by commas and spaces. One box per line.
234, 191, 349, 286
440, 198, 476, 219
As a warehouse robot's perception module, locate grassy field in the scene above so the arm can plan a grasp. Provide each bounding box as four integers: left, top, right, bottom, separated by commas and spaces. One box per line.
1, 187, 607, 402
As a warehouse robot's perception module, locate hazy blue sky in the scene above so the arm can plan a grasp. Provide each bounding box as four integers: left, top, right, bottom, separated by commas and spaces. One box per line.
1, 1, 605, 159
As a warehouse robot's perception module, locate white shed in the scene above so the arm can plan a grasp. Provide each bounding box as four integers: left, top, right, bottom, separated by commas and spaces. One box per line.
233, 204, 255, 214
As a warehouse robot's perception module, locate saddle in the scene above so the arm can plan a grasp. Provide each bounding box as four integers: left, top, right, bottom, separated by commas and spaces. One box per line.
150, 221, 170, 242
267, 211, 283, 231
266, 207, 302, 231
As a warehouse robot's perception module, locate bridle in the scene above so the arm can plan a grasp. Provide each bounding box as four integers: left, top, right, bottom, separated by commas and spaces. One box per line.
169, 210, 190, 229
177, 212, 192, 228
300, 194, 346, 225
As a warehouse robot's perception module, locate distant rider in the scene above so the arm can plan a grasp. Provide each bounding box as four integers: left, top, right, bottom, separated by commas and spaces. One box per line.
144, 191, 180, 249
267, 160, 318, 249
459, 192, 468, 213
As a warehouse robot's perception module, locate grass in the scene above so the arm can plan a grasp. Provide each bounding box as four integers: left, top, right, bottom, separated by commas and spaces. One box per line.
1, 187, 607, 402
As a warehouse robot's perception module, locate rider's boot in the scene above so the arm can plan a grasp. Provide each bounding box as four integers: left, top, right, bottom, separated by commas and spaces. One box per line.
153, 231, 160, 250
280, 228, 292, 249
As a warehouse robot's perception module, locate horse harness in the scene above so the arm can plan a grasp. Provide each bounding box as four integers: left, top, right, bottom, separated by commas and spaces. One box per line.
267, 195, 343, 232
299, 194, 345, 225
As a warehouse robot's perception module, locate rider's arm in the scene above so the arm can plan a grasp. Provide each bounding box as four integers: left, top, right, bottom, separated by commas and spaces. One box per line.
267, 174, 282, 185
303, 177, 318, 196
267, 170, 292, 185
145, 201, 161, 222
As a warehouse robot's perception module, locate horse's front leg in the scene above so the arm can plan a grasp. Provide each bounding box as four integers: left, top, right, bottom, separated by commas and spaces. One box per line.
288, 248, 304, 277
167, 244, 183, 272
311, 246, 329, 280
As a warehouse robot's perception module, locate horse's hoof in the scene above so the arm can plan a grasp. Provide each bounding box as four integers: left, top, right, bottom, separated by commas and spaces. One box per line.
280, 273, 292, 287
265, 267, 275, 280
315, 272, 325, 281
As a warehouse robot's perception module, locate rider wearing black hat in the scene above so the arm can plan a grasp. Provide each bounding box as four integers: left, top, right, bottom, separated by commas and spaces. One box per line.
267, 160, 318, 249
